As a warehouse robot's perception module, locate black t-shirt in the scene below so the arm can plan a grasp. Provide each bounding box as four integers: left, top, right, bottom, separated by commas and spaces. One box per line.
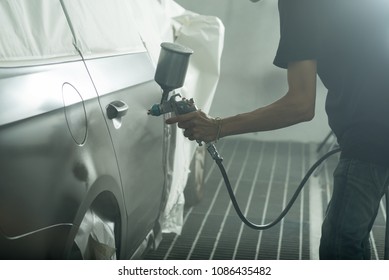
274, 0, 389, 166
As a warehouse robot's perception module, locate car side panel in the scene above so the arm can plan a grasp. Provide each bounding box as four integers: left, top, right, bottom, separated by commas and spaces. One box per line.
84, 53, 166, 257
0, 61, 123, 258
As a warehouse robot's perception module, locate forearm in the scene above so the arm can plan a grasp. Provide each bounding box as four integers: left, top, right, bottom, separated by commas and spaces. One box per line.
219, 60, 317, 139
166, 60, 317, 143
218, 92, 315, 138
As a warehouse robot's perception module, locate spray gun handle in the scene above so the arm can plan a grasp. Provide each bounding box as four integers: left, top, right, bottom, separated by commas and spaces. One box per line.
170, 96, 203, 146
148, 94, 204, 145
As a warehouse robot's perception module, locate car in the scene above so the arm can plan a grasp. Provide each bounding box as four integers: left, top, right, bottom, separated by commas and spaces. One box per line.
0, 0, 224, 259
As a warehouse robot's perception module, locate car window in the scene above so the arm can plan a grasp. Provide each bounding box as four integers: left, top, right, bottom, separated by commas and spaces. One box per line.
60, 0, 146, 59
0, 0, 79, 67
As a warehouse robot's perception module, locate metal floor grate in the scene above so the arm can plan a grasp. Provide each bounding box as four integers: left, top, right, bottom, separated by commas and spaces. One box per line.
145, 138, 387, 260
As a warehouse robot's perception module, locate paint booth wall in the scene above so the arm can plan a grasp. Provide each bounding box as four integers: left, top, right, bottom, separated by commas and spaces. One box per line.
175, 0, 331, 143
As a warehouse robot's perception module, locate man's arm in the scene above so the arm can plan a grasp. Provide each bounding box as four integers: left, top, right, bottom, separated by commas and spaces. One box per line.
166, 60, 317, 143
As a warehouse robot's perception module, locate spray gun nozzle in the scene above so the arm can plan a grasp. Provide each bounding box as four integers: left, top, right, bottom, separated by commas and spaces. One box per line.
148, 104, 162, 116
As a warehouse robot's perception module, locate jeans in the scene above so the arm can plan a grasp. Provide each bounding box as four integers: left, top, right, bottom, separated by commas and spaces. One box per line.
319, 158, 389, 259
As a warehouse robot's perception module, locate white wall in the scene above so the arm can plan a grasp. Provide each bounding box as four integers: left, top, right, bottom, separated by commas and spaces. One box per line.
175, 0, 331, 143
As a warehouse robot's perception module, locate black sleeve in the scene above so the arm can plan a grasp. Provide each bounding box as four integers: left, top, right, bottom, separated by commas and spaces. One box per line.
273, 0, 318, 69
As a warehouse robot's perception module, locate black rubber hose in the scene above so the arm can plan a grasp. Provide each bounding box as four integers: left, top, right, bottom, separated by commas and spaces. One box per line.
214, 147, 341, 230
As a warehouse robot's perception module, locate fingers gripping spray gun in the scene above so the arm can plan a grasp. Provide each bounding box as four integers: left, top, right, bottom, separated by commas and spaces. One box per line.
148, 42, 222, 161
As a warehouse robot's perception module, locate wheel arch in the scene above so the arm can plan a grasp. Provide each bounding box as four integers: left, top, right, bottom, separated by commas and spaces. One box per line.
64, 175, 127, 259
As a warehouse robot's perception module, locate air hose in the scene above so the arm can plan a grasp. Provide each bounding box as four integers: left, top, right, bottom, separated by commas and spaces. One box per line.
209, 143, 389, 260
207, 144, 341, 230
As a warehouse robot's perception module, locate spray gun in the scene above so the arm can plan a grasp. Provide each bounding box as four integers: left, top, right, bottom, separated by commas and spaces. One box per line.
147, 42, 344, 236
148, 42, 195, 120
148, 42, 222, 160
151, 42, 193, 106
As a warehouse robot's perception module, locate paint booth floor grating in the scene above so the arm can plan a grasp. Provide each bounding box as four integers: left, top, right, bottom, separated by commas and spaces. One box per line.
145, 137, 387, 260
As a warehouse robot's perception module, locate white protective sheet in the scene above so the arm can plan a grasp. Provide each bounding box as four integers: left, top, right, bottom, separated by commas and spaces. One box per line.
133, 0, 225, 234
164, 14, 224, 234
0, 0, 78, 66
60, 0, 146, 59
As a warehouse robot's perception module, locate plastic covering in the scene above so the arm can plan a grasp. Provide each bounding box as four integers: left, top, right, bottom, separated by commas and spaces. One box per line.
160, 12, 224, 234
60, 0, 146, 59
105, 0, 225, 234
75, 210, 117, 260
0, 0, 224, 239
0, 0, 78, 65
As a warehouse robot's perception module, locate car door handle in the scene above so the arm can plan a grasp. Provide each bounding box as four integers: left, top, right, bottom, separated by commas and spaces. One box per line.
106, 100, 129, 119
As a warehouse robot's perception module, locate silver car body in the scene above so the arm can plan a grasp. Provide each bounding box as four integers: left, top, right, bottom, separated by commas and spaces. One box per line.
0, 0, 224, 259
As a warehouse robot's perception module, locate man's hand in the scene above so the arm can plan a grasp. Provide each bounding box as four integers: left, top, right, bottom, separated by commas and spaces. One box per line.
166, 110, 220, 143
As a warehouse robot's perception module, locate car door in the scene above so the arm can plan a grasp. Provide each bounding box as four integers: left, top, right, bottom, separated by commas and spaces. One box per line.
60, 0, 166, 257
